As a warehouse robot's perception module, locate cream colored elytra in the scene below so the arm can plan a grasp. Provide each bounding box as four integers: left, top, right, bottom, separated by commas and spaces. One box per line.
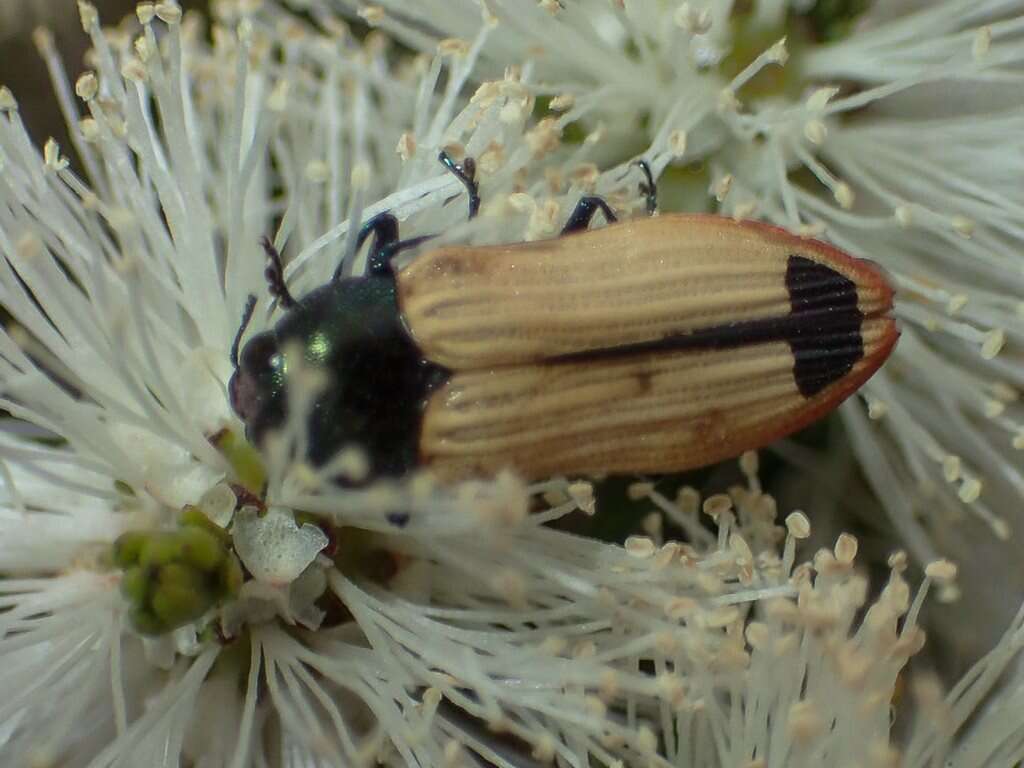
396, 214, 898, 481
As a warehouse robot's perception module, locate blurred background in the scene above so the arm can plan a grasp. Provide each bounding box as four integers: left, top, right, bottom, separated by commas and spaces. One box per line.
0, 0, 207, 153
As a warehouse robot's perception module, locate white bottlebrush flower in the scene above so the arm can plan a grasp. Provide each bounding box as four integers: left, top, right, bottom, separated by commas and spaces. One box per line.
2, 1, 1024, 766
0, 4, 654, 764
322, 0, 1024, 652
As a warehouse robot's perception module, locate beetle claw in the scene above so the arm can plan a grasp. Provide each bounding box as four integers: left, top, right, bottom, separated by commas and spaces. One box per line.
438, 150, 480, 219
631, 159, 658, 216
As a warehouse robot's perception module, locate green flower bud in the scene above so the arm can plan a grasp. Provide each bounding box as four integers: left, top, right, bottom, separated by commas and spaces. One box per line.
138, 532, 183, 568
179, 505, 232, 544
120, 566, 149, 604
152, 582, 213, 628
157, 562, 206, 591
179, 527, 225, 572
112, 530, 148, 568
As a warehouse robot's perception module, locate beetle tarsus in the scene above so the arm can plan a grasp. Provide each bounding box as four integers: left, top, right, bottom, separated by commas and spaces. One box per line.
439, 150, 480, 219
633, 159, 657, 215
561, 196, 618, 234
261, 236, 297, 309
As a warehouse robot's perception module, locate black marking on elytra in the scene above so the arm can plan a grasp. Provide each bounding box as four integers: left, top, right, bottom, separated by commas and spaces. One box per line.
549, 255, 864, 398
786, 255, 863, 396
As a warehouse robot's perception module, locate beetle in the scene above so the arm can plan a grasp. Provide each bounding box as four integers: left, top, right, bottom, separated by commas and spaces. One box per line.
228, 152, 898, 482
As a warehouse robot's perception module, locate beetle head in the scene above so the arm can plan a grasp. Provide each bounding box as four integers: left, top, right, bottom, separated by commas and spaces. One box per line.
229, 315, 288, 448
227, 261, 450, 478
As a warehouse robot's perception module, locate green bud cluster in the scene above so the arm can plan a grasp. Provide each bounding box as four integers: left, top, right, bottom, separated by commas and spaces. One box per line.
112, 506, 243, 635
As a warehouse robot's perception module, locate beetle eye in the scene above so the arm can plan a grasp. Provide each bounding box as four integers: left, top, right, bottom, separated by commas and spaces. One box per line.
239, 332, 280, 374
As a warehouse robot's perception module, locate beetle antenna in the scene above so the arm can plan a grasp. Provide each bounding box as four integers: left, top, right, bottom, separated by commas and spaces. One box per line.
632, 159, 658, 216
231, 294, 258, 368
261, 236, 297, 309
439, 150, 480, 219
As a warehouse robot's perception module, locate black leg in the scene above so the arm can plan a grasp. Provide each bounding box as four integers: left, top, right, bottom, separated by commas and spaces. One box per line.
337, 213, 400, 281
261, 236, 297, 309
561, 196, 618, 235
633, 159, 657, 215
369, 235, 434, 276
439, 151, 480, 219
328, 151, 481, 280
340, 213, 426, 278
360, 152, 481, 276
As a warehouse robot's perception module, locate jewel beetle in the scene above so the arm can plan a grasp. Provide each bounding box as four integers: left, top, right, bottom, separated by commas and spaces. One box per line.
229, 153, 898, 482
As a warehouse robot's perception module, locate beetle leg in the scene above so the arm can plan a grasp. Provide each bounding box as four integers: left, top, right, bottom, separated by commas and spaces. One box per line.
360, 152, 480, 276
632, 159, 658, 215
349, 214, 430, 276
561, 196, 618, 234
439, 151, 480, 219
369, 235, 434, 276
336, 213, 401, 281
346, 214, 431, 276
338, 151, 482, 280
261, 236, 297, 309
